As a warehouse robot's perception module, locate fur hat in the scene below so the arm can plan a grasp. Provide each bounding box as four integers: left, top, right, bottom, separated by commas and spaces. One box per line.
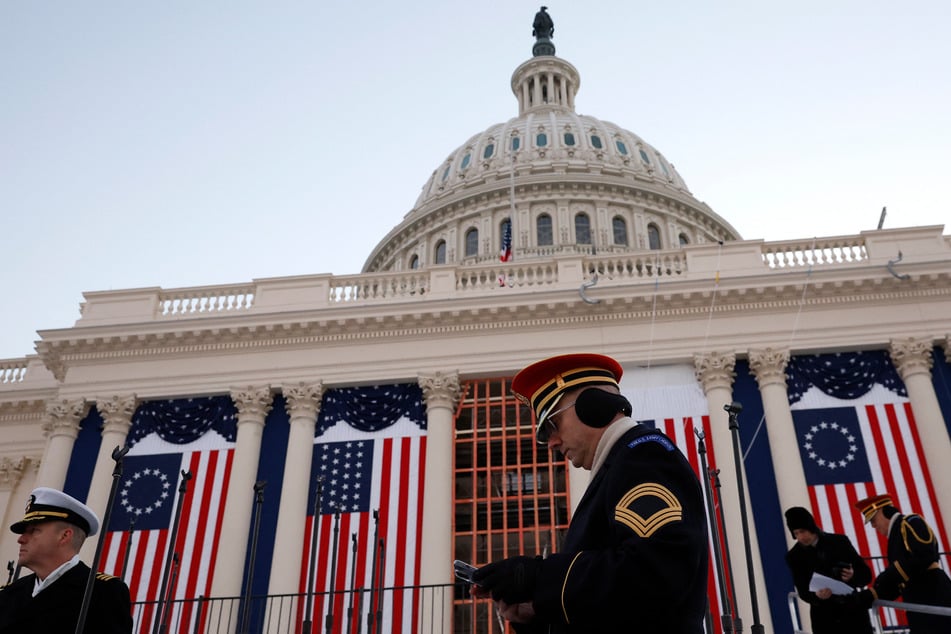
785, 506, 819, 537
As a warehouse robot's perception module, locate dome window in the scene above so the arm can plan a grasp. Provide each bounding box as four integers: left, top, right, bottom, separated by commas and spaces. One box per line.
679, 233, 690, 246
409, 254, 420, 270
483, 143, 495, 159
590, 135, 603, 149
659, 158, 671, 178
464, 228, 479, 257
537, 214, 553, 246
612, 216, 628, 246
435, 240, 447, 264
460, 153, 471, 170
616, 140, 629, 156
648, 223, 662, 250
536, 133, 548, 147
564, 132, 576, 146
511, 136, 521, 152
575, 213, 592, 245
441, 164, 451, 182
639, 149, 652, 165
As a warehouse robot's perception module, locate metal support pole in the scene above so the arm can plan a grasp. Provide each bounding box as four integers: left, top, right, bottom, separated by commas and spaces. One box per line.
239, 481, 267, 634
695, 428, 738, 634
120, 517, 137, 581
302, 476, 325, 634
76, 445, 130, 634
724, 402, 765, 634
325, 507, 341, 634
366, 510, 380, 634
154, 469, 193, 634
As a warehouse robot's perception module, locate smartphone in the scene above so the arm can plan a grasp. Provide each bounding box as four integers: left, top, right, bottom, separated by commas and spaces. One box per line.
453, 559, 478, 583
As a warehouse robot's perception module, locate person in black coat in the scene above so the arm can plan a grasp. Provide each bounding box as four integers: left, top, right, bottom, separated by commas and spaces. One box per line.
471, 353, 709, 633
0, 487, 132, 634
783, 506, 872, 634
853, 494, 951, 634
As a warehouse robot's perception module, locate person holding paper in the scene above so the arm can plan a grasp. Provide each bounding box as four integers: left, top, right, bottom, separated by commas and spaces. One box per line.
784, 506, 873, 634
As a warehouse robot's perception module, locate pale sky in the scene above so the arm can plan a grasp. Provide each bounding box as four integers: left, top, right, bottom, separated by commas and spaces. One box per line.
2, 1, 948, 359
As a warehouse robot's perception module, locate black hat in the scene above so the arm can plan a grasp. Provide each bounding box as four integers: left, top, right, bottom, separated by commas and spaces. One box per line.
785, 506, 818, 537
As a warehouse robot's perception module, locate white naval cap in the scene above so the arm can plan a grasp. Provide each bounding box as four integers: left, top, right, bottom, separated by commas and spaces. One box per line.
10, 487, 100, 537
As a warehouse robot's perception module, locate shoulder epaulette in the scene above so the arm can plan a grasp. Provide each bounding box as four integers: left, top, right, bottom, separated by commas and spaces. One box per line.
96, 572, 119, 581
627, 432, 675, 452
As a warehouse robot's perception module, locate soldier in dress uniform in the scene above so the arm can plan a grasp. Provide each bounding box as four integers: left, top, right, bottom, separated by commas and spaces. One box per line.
783, 506, 873, 634
0, 487, 132, 634
471, 353, 709, 633
852, 493, 951, 633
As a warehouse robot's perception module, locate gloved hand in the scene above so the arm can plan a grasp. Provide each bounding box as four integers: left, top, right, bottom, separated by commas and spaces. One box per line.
471, 556, 542, 603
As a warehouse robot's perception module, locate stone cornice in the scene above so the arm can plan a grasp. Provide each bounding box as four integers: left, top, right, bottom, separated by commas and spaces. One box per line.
33, 269, 950, 375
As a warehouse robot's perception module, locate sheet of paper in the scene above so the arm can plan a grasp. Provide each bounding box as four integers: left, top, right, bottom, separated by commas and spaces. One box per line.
809, 572, 855, 596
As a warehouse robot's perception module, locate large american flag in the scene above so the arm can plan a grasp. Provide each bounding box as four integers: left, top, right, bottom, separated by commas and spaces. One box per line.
99, 397, 236, 634
788, 351, 951, 628
622, 365, 732, 632
296, 384, 426, 634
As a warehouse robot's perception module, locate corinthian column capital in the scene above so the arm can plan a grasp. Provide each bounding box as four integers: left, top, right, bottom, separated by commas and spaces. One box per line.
748, 348, 791, 388
0, 455, 39, 491
96, 395, 137, 435
693, 352, 736, 394
282, 381, 324, 420
230, 386, 274, 424
418, 371, 463, 410
42, 398, 89, 438
889, 337, 934, 380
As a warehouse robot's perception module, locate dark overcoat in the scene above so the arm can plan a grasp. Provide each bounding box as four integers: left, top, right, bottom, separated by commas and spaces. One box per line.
0, 562, 132, 634
785, 531, 873, 634
522, 423, 709, 633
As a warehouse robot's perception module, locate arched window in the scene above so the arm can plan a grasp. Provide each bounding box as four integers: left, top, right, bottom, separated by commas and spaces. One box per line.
483, 143, 495, 159
536, 132, 548, 147
616, 140, 628, 155
511, 136, 521, 152
537, 214, 553, 246
612, 216, 628, 245
465, 228, 479, 257
590, 135, 603, 149
564, 132, 576, 146
575, 213, 591, 245
647, 224, 661, 250
460, 153, 471, 170
435, 240, 447, 264
679, 233, 690, 246
409, 254, 420, 270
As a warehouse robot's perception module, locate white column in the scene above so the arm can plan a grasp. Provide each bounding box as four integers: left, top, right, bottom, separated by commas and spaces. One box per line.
890, 337, 951, 529
267, 382, 323, 602
81, 394, 136, 563
747, 348, 810, 517
0, 456, 40, 566
417, 371, 463, 634
35, 399, 89, 489
694, 352, 773, 634
211, 386, 273, 600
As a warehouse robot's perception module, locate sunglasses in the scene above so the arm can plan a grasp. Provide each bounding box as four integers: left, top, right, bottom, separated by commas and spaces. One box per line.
536, 400, 576, 444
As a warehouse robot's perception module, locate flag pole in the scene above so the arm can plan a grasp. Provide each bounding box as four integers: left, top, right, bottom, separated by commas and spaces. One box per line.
302, 475, 325, 634
325, 506, 341, 634
694, 428, 738, 634
153, 468, 193, 634
366, 510, 380, 634
373, 537, 386, 632
239, 481, 267, 634
119, 517, 136, 581
724, 402, 764, 634
76, 445, 130, 634
347, 532, 359, 634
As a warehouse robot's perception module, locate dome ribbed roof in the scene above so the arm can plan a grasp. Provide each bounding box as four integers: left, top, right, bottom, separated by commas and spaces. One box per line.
363, 39, 740, 273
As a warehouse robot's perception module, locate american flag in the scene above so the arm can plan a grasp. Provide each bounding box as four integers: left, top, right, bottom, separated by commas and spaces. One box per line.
498, 219, 512, 287
296, 385, 426, 634
99, 397, 236, 634
622, 365, 732, 632
788, 351, 951, 628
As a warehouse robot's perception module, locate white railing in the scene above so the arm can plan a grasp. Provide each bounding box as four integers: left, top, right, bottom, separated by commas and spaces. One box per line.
0, 359, 29, 384
762, 237, 868, 269
329, 271, 429, 303
158, 285, 256, 317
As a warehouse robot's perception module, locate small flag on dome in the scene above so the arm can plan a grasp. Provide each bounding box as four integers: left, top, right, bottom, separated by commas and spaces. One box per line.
499, 220, 513, 287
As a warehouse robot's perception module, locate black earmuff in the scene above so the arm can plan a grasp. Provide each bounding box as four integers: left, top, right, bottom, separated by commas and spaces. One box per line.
574, 388, 632, 428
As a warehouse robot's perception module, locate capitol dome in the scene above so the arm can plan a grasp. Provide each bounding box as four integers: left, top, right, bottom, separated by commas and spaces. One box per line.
363, 37, 741, 273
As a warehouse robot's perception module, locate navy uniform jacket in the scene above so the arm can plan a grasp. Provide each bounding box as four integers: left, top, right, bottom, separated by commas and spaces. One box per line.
784, 531, 872, 634
525, 423, 709, 633
0, 562, 133, 634
871, 513, 951, 633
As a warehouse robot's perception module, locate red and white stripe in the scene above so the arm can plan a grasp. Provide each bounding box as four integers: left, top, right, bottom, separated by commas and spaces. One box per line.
296, 431, 426, 634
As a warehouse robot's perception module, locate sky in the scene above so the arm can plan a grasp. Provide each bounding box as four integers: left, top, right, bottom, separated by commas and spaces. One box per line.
2, 1, 949, 359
